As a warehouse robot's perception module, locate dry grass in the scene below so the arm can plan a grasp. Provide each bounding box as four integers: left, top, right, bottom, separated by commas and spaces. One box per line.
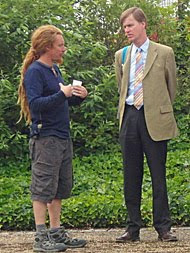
0, 227, 189, 253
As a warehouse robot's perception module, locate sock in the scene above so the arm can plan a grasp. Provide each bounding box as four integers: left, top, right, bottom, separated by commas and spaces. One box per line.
50, 227, 60, 232
36, 224, 46, 232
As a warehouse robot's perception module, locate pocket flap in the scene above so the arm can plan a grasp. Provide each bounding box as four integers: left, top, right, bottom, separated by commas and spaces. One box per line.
160, 104, 173, 113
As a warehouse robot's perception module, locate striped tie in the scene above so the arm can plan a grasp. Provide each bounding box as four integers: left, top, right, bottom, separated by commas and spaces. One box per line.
134, 48, 144, 110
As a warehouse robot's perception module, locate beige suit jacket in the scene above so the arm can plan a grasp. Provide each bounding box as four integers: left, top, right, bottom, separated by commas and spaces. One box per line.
115, 41, 179, 141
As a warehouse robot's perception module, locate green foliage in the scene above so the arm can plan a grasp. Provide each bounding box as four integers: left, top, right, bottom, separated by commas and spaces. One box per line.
0, 149, 189, 230
0, 160, 32, 230
167, 150, 190, 225
0, 0, 189, 157
0, 72, 29, 160
69, 66, 119, 154
0, 0, 189, 230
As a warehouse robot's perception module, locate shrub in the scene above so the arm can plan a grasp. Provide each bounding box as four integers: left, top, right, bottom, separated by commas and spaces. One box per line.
0, 149, 189, 230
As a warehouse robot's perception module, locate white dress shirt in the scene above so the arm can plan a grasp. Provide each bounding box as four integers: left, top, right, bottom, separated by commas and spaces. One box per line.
126, 38, 150, 105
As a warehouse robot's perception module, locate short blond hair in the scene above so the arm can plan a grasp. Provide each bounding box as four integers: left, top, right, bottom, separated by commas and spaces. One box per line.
120, 7, 147, 28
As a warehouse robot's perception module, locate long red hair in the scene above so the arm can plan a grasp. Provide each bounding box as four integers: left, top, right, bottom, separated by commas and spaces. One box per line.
17, 25, 63, 124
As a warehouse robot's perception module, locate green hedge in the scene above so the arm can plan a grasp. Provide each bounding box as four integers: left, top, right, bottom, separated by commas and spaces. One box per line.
0, 148, 189, 230
0, 0, 189, 231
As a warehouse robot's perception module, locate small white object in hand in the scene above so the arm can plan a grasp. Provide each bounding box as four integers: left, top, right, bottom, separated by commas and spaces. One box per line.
72, 80, 82, 86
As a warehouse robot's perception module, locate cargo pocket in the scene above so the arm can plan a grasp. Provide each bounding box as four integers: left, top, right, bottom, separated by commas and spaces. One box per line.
29, 138, 35, 160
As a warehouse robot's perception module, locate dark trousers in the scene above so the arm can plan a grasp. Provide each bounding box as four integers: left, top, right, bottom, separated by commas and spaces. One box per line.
119, 105, 172, 236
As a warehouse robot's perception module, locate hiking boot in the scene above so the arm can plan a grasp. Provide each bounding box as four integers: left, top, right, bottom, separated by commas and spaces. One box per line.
33, 230, 67, 252
49, 227, 87, 248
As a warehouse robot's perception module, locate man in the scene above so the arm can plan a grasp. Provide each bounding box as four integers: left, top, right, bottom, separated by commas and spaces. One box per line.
18, 25, 88, 252
115, 7, 178, 242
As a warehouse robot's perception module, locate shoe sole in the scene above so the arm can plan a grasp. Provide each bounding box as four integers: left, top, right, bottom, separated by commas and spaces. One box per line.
33, 247, 67, 252
116, 239, 140, 243
65, 242, 87, 248
158, 238, 178, 242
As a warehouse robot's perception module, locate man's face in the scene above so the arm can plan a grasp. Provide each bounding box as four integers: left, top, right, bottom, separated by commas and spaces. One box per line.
122, 14, 146, 46
48, 34, 66, 63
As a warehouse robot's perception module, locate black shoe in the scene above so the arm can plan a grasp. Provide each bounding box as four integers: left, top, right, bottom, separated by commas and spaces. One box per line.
116, 232, 140, 243
49, 227, 87, 248
158, 231, 178, 242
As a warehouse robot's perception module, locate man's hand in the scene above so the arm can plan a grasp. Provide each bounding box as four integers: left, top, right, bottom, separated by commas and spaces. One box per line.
72, 85, 88, 98
59, 83, 73, 97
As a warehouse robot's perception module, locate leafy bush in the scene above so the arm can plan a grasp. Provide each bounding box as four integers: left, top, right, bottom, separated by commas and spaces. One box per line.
0, 0, 189, 158
0, 0, 189, 230
0, 149, 189, 230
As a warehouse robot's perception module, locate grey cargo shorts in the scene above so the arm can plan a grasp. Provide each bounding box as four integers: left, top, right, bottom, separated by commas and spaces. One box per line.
29, 136, 73, 203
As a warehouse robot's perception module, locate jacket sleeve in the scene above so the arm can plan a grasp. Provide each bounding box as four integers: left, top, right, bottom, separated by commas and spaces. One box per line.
115, 49, 123, 94
165, 48, 177, 104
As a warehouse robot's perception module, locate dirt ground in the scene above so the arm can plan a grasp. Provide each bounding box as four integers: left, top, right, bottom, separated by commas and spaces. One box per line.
0, 227, 189, 253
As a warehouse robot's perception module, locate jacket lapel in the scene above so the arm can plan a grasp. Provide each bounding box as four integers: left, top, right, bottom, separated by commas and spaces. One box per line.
143, 41, 158, 79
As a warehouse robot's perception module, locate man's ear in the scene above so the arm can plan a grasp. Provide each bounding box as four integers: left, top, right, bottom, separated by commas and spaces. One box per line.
141, 21, 146, 29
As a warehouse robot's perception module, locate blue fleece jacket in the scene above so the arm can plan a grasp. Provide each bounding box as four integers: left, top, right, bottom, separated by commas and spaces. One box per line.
24, 61, 83, 139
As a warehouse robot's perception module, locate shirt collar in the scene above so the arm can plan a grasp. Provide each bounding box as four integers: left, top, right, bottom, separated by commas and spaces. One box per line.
133, 38, 150, 53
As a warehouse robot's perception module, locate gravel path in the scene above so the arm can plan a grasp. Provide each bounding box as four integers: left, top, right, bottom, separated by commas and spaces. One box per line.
0, 227, 190, 252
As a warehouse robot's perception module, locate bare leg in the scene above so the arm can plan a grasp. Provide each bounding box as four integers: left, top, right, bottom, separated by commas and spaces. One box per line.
33, 200, 47, 225
48, 199, 62, 228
